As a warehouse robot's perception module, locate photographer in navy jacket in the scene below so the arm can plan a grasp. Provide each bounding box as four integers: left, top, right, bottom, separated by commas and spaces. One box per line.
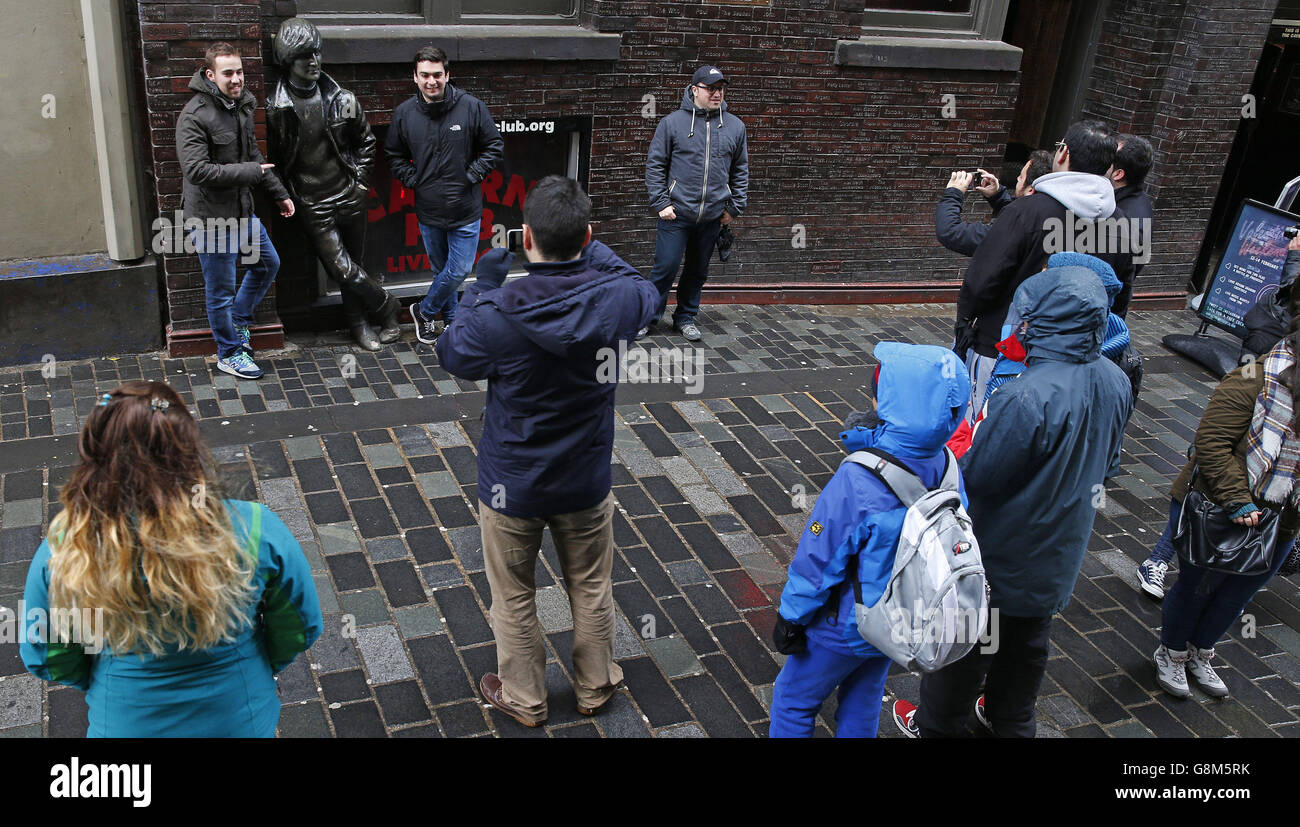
435, 176, 658, 727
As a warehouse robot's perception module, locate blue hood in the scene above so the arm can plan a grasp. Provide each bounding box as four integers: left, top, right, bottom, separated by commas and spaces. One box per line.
1048, 252, 1121, 305
1014, 266, 1108, 364
842, 342, 969, 458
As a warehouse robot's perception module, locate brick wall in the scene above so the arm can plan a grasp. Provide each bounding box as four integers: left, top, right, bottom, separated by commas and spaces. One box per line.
1081, 0, 1278, 293
137, 0, 1022, 349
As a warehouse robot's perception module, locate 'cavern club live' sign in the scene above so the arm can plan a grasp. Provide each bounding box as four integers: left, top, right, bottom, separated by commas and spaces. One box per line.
350, 116, 591, 289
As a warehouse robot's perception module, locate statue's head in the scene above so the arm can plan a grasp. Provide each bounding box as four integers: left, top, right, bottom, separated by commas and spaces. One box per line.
275, 17, 324, 87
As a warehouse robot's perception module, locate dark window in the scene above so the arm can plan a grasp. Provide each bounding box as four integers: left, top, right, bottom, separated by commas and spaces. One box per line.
298, 0, 577, 24
863, 0, 1007, 39
867, 1, 972, 11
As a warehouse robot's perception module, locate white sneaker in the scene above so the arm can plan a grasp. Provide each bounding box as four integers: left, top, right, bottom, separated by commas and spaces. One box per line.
1154, 645, 1191, 699
1186, 648, 1230, 697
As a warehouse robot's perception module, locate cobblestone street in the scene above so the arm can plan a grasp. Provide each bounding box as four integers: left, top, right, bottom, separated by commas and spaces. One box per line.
2, 304, 1298, 738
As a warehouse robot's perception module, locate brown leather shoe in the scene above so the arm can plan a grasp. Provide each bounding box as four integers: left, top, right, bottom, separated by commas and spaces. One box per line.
480, 673, 544, 728
577, 691, 616, 717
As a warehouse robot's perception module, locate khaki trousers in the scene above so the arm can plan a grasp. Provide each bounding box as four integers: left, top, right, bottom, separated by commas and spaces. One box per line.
479, 492, 624, 723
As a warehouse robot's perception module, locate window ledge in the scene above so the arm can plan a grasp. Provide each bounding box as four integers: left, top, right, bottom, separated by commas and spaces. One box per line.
835, 36, 1022, 72
316, 24, 622, 64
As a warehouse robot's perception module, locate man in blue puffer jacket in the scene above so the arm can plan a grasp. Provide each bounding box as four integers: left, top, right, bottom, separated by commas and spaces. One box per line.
769, 342, 970, 737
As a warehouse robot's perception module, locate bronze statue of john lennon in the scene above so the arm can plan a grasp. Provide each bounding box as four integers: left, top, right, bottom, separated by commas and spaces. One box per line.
267, 17, 401, 351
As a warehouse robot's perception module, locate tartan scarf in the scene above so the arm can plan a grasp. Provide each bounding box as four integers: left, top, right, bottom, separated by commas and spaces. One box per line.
1246, 341, 1300, 508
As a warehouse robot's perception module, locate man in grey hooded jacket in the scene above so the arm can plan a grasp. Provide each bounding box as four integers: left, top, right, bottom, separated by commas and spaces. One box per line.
643, 65, 749, 342
954, 119, 1135, 423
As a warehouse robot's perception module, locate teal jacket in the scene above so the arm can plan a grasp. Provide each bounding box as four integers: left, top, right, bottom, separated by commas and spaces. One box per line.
21, 500, 323, 737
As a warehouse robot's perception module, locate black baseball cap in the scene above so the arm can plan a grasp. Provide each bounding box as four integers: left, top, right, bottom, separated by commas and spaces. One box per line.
691, 65, 727, 86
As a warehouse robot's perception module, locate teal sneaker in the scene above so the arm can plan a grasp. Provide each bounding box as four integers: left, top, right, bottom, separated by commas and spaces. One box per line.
217, 351, 263, 379
236, 325, 253, 354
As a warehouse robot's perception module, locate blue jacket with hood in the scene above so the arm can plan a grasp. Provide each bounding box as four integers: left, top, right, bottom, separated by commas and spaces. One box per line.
961, 266, 1132, 617
776, 343, 970, 658
436, 240, 659, 518
645, 87, 749, 224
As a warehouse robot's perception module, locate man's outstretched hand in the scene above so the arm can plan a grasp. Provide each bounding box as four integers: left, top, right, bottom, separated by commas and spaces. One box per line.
476, 248, 514, 289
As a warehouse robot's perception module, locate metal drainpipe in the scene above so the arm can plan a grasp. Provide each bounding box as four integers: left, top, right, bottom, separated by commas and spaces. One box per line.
80, 0, 146, 261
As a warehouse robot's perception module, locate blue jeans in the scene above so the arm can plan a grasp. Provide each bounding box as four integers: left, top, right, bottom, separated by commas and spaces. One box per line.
417, 219, 481, 323
1149, 499, 1179, 566
649, 217, 722, 325
193, 218, 280, 360
1160, 498, 1293, 651
768, 641, 892, 738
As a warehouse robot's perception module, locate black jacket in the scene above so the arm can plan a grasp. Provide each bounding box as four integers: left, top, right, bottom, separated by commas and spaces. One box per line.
384, 85, 504, 229
935, 186, 1014, 257
956, 172, 1136, 358
1113, 184, 1153, 315
265, 72, 376, 201
1240, 249, 1300, 359
177, 71, 289, 220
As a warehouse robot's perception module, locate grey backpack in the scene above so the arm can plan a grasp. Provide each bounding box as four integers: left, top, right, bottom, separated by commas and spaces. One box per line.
843, 447, 989, 673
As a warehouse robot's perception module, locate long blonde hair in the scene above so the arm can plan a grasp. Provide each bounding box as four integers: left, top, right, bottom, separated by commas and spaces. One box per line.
47, 381, 256, 655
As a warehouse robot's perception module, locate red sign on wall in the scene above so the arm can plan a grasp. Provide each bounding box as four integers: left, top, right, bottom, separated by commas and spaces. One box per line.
354, 117, 591, 288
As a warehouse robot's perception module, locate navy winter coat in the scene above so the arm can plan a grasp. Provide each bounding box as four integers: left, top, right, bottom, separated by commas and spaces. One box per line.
435, 241, 659, 518
961, 266, 1133, 617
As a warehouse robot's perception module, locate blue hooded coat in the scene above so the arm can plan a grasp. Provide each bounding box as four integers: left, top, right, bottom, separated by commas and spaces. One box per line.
777, 342, 970, 657
961, 266, 1133, 617
436, 240, 660, 518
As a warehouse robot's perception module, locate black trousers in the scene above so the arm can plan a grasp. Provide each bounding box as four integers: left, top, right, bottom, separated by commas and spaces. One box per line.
916, 613, 1053, 738
299, 184, 389, 326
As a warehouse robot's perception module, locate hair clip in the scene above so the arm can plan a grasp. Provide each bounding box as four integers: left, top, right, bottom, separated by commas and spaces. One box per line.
150, 398, 170, 412
97, 393, 112, 407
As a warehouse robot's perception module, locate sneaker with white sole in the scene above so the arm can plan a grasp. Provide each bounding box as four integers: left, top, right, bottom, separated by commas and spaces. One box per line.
1187, 647, 1230, 697
410, 302, 441, 345
217, 351, 263, 380
236, 325, 253, 354
892, 699, 919, 738
1154, 644, 1191, 698
973, 695, 993, 734
676, 321, 702, 342
1138, 558, 1169, 599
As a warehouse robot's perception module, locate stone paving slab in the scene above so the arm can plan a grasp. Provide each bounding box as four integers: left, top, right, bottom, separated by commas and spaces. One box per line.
0, 305, 1296, 737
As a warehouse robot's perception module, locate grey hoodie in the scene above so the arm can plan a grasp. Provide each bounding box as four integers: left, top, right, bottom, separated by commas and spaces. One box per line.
1031, 171, 1116, 221
645, 87, 749, 224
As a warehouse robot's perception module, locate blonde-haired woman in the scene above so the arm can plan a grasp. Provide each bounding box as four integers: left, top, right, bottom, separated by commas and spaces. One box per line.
21, 380, 322, 736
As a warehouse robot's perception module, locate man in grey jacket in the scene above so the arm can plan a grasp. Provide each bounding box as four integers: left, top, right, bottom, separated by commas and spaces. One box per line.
177, 42, 295, 379
643, 65, 749, 342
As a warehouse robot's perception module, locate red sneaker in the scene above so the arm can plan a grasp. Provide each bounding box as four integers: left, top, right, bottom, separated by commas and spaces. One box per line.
974, 695, 993, 734
892, 699, 919, 738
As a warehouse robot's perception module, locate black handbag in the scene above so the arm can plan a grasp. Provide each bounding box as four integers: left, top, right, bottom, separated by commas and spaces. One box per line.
1172, 467, 1280, 576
